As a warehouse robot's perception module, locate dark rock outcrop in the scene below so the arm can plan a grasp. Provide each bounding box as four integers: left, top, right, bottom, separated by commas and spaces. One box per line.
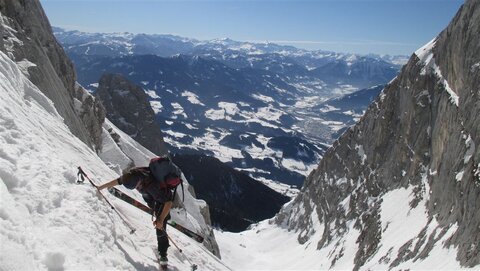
277, 0, 480, 269
95, 73, 169, 156
172, 153, 290, 232
0, 0, 105, 150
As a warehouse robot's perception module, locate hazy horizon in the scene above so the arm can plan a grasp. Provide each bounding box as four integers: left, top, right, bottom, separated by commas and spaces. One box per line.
42, 0, 464, 56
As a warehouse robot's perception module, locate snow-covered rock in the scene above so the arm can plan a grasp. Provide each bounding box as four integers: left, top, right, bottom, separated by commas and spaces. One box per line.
273, 0, 480, 269
0, 0, 104, 150
1, 1, 224, 268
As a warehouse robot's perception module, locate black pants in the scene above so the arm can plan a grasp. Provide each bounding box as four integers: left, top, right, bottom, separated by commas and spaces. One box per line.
144, 196, 171, 257
156, 213, 171, 257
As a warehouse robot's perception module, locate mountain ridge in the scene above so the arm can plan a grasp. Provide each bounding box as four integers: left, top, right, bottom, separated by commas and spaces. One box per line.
54, 26, 403, 91
52, 26, 409, 65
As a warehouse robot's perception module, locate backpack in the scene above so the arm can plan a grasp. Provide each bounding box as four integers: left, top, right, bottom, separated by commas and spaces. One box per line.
148, 156, 184, 201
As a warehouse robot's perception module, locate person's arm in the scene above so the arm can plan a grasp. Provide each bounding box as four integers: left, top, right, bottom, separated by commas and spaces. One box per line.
97, 178, 119, 190
154, 201, 173, 230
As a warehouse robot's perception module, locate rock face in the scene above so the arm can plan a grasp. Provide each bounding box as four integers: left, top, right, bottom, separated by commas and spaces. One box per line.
73, 84, 106, 152
95, 73, 169, 156
277, 0, 480, 269
0, 0, 105, 150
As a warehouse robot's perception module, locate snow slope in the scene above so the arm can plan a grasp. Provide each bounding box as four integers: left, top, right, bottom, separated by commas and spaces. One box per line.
0, 51, 227, 270
216, 185, 467, 270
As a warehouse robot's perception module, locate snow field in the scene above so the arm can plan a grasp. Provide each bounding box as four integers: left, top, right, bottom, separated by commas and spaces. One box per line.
181, 90, 205, 106
204, 101, 290, 131
365, 183, 464, 270
216, 219, 338, 270
216, 182, 467, 270
0, 50, 125, 270
0, 51, 227, 270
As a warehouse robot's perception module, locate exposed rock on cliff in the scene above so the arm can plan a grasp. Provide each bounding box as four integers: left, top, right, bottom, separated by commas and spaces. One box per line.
0, 0, 105, 150
277, 0, 480, 269
95, 73, 169, 156
73, 84, 106, 152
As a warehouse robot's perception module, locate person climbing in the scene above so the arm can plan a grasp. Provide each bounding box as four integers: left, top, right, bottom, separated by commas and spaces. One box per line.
97, 157, 183, 269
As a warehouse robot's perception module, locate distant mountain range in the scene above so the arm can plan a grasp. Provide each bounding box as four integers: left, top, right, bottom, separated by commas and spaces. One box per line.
53, 27, 409, 65
54, 27, 402, 191
54, 27, 404, 91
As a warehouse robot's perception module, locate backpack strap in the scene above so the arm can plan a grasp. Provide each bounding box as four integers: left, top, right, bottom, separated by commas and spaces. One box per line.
171, 182, 185, 202
172, 187, 177, 202
180, 181, 184, 202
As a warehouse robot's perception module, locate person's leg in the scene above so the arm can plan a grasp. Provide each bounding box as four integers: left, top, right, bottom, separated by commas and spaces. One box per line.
156, 213, 171, 257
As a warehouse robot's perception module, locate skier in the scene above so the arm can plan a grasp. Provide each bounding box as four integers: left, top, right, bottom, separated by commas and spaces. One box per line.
97, 164, 180, 269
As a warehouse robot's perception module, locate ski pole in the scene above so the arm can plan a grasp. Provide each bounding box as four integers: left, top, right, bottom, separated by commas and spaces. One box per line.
166, 233, 183, 253
165, 232, 198, 271
77, 166, 136, 234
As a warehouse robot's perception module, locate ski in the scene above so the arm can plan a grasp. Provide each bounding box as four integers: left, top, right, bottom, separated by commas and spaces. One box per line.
109, 187, 151, 213
108, 187, 205, 243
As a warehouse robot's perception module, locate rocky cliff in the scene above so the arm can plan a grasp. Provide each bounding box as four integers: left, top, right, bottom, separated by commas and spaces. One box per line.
172, 153, 290, 232
95, 73, 169, 156
0, 0, 104, 150
277, 0, 479, 269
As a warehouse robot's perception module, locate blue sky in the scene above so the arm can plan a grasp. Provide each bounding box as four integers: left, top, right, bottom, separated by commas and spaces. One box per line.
40, 0, 464, 56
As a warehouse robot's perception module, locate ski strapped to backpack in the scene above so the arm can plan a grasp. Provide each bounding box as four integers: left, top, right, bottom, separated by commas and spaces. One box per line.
149, 157, 185, 202
108, 187, 204, 243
